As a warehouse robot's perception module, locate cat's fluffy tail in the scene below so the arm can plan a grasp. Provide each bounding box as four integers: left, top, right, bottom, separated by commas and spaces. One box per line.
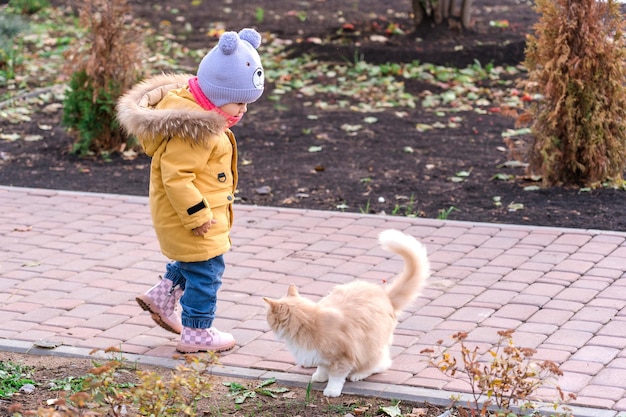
379, 229, 430, 313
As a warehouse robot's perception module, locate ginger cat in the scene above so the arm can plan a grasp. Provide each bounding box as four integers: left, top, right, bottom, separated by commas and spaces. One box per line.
263, 229, 430, 397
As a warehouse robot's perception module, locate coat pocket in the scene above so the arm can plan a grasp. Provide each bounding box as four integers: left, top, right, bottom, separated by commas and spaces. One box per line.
202, 190, 234, 238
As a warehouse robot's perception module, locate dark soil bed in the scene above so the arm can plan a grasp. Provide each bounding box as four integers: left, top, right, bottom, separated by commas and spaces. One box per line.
1, 0, 625, 233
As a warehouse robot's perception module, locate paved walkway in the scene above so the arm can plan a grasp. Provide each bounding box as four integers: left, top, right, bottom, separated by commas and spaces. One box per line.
0, 186, 625, 416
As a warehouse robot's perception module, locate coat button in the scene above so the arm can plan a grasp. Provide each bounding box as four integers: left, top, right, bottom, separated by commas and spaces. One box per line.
227, 195, 233, 201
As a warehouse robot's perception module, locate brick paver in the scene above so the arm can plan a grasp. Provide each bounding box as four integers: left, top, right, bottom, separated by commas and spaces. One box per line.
0, 186, 625, 415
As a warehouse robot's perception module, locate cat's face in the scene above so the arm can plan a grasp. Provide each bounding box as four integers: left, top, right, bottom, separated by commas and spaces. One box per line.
263, 285, 301, 333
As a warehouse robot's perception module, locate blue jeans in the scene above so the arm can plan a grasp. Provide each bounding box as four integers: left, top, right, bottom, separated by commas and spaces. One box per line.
163, 255, 225, 329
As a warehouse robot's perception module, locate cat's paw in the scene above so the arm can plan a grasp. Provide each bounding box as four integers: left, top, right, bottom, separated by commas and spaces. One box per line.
311, 369, 328, 383
323, 377, 346, 397
323, 386, 342, 397
348, 372, 371, 382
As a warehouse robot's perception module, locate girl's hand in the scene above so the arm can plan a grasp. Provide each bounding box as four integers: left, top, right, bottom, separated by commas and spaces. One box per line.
192, 218, 217, 236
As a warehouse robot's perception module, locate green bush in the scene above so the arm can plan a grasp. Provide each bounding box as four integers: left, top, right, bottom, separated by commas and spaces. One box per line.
7, 0, 49, 15
62, 70, 124, 156
61, 0, 144, 157
519, 0, 626, 187
0, 12, 28, 82
0, 12, 28, 40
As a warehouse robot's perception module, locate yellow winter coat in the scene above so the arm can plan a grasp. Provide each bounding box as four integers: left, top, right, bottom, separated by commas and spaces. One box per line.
117, 74, 237, 262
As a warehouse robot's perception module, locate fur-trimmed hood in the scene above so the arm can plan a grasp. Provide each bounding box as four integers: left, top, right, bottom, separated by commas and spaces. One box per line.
116, 73, 226, 156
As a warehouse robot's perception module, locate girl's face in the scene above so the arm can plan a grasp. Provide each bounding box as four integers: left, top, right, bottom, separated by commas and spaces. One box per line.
218, 103, 248, 129
220, 103, 248, 117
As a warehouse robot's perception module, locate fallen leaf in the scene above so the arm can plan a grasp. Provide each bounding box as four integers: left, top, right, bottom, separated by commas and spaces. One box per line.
122, 149, 138, 160
0, 133, 21, 141
415, 123, 433, 132
491, 173, 513, 181
379, 403, 402, 417
33, 340, 62, 349
508, 202, 524, 212
353, 405, 370, 415
490, 19, 510, 28
370, 34, 388, 43
42, 103, 63, 114
497, 160, 528, 168
340, 123, 362, 132
502, 128, 532, 137
406, 407, 429, 417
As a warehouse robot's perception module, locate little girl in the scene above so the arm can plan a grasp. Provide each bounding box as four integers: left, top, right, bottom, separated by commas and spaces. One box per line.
116, 28, 264, 353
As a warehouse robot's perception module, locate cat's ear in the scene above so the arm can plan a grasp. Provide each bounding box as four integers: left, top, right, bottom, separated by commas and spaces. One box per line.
287, 284, 299, 297
263, 297, 277, 307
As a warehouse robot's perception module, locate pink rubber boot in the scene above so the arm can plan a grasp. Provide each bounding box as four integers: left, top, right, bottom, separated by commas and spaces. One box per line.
176, 327, 236, 353
136, 277, 183, 334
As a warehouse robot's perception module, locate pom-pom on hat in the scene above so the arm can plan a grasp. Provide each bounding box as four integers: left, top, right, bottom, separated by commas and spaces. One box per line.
197, 28, 265, 107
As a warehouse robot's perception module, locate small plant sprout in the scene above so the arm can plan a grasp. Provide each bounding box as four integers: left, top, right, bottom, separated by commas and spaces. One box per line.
392, 194, 422, 217
286, 10, 307, 22
305, 381, 314, 404
255, 7, 264, 23
359, 199, 371, 214
437, 206, 459, 220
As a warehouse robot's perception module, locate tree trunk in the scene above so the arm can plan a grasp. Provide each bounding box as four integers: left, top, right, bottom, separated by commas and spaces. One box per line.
411, 0, 426, 27
411, 0, 474, 29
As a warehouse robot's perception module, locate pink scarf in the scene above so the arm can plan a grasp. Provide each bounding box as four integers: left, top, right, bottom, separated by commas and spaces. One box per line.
188, 77, 242, 129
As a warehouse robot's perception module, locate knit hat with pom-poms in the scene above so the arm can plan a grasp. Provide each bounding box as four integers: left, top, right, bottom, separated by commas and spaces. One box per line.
196, 28, 265, 107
